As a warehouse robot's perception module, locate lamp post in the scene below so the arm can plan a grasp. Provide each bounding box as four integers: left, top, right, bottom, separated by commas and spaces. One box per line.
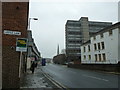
28, 18, 38, 30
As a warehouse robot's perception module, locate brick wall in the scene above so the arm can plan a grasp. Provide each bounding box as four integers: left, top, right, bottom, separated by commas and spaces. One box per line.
68, 64, 120, 72
2, 2, 29, 46
2, 2, 29, 88
2, 46, 20, 88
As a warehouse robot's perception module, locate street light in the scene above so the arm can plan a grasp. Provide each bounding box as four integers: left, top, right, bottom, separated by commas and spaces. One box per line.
28, 18, 38, 30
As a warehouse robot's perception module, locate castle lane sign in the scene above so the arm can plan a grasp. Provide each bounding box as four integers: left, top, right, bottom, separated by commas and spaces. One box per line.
16, 38, 27, 52
4, 30, 21, 36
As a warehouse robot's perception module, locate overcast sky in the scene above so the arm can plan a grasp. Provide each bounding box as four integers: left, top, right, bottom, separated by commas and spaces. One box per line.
29, 0, 119, 58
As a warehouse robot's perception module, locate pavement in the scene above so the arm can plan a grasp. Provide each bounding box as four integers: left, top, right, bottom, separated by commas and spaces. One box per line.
20, 64, 61, 90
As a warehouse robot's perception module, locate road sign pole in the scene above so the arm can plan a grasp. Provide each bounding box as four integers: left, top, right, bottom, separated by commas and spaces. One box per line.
19, 51, 22, 78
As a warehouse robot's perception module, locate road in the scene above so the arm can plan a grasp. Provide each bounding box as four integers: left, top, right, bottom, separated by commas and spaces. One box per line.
41, 63, 119, 88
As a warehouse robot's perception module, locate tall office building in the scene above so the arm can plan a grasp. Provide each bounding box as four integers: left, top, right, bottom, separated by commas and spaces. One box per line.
65, 17, 112, 62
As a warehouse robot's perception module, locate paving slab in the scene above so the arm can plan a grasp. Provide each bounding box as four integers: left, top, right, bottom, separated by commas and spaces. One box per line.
20, 65, 58, 89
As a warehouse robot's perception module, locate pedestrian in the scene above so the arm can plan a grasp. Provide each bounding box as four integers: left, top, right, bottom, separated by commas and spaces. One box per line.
35, 62, 38, 68
30, 61, 36, 74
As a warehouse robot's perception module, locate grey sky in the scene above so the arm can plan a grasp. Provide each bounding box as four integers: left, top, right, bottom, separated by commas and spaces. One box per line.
29, 0, 119, 58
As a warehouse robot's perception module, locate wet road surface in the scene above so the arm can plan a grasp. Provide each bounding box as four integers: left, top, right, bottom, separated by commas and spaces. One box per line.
41, 63, 120, 89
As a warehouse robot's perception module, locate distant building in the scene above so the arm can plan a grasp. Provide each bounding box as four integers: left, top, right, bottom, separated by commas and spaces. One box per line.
53, 45, 66, 64
61, 49, 66, 54
65, 17, 112, 62
81, 22, 120, 64
27, 30, 41, 69
44, 58, 52, 63
53, 54, 66, 64
57, 44, 59, 55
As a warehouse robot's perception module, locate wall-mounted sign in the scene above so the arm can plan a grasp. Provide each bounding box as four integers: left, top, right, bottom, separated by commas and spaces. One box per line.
16, 38, 27, 52
4, 30, 21, 36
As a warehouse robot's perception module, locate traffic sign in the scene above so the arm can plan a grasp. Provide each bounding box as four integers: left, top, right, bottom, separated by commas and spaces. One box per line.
16, 38, 27, 52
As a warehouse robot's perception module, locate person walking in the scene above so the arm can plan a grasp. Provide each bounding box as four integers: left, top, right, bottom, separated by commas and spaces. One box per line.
30, 61, 36, 74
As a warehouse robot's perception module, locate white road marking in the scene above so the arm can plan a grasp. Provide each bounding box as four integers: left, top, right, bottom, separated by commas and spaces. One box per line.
82, 74, 109, 82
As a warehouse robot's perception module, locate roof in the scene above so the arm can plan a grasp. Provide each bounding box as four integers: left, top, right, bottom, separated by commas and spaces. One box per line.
66, 20, 80, 25
81, 22, 120, 46
81, 40, 90, 46
89, 21, 112, 25
91, 22, 120, 37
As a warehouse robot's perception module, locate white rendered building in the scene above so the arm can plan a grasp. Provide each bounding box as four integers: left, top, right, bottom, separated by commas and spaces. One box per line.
81, 22, 120, 64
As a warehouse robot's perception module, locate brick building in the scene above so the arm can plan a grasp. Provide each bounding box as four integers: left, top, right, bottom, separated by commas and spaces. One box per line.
53, 54, 66, 65
2, 2, 29, 88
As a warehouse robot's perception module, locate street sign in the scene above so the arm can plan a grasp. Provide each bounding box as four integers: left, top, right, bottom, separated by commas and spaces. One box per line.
4, 30, 21, 36
16, 38, 27, 52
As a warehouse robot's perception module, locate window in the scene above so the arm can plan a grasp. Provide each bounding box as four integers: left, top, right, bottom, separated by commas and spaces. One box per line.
68, 31, 82, 35
88, 55, 91, 60
102, 53, 106, 61
83, 47, 86, 52
98, 43, 101, 50
100, 33, 103, 38
94, 44, 97, 50
109, 30, 112, 35
101, 42, 105, 50
93, 36, 96, 40
98, 54, 101, 61
84, 55, 86, 60
95, 54, 97, 61
88, 45, 90, 52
